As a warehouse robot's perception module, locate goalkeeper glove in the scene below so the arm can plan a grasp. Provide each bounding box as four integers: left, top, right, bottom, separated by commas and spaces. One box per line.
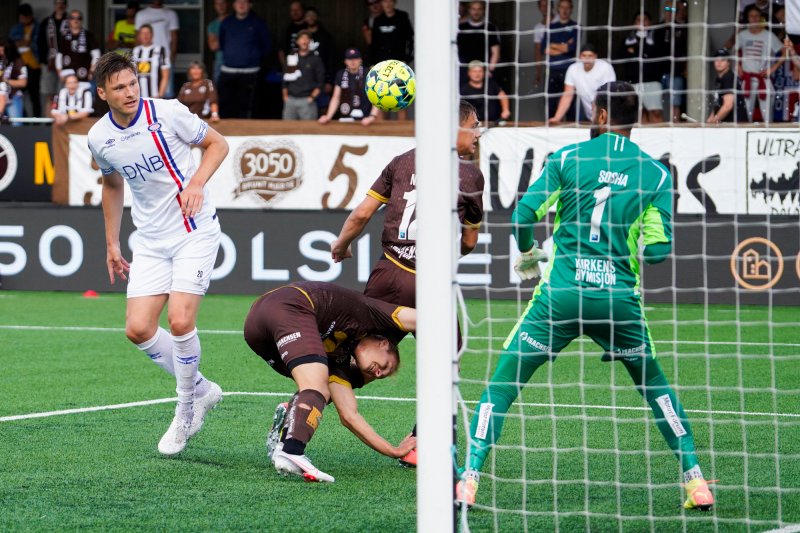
514, 244, 548, 280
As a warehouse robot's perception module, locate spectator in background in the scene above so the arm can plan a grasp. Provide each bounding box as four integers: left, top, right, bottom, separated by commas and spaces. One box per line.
56, 10, 100, 91
772, 28, 798, 121
533, 0, 552, 89
134, 0, 179, 97
282, 30, 324, 120
548, 42, 615, 124
773, 4, 786, 40
362, 0, 384, 53
707, 48, 744, 124
543, 0, 578, 119
0, 40, 28, 125
655, 0, 688, 123
206, 0, 231, 85
10, 4, 41, 118
38, 0, 68, 115
304, 7, 336, 88
457, 1, 501, 81
132, 24, 170, 99
618, 11, 663, 123
279, 1, 307, 69
218, 0, 271, 118
109, 1, 139, 56
51, 72, 92, 124
782, 36, 800, 121
178, 61, 219, 122
735, 5, 784, 122
459, 60, 510, 123
725, 0, 780, 50
371, 0, 414, 65
0, 80, 8, 120
319, 48, 378, 125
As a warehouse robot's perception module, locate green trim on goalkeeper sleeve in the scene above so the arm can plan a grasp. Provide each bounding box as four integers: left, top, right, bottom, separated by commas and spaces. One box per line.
620, 355, 700, 473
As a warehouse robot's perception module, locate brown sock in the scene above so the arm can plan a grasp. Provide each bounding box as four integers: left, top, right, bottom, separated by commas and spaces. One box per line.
283, 389, 326, 455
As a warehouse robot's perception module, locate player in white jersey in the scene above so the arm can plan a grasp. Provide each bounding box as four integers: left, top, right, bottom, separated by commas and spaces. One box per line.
131, 24, 170, 99
88, 52, 229, 457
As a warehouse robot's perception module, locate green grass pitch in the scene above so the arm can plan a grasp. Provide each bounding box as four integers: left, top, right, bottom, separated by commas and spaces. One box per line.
1, 291, 797, 532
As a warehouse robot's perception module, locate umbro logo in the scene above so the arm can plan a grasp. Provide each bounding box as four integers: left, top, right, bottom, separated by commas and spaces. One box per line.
148, 122, 162, 132
105, 138, 115, 145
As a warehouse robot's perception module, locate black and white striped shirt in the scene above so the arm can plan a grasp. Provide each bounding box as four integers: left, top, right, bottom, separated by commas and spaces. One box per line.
53, 86, 93, 115
132, 44, 170, 99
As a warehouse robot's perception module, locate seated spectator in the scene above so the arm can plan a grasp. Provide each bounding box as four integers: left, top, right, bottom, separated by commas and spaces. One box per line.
218, 0, 271, 118
51, 72, 92, 124
460, 60, 510, 123
457, 1, 501, 78
109, 1, 139, 55
735, 5, 784, 122
56, 10, 100, 91
618, 11, 663, 123
132, 24, 170, 99
178, 61, 219, 122
707, 48, 746, 124
548, 43, 615, 124
282, 29, 324, 120
319, 48, 378, 125
655, 0, 688, 123
543, 0, 578, 119
0, 40, 28, 124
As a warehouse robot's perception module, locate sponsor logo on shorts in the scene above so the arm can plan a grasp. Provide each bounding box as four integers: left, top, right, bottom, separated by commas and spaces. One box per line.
655, 394, 687, 437
609, 343, 647, 360
519, 331, 550, 353
277, 331, 302, 348
233, 139, 303, 205
475, 403, 494, 440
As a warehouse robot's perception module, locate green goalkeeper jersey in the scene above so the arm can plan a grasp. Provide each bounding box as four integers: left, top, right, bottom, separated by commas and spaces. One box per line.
513, 132, 673, 297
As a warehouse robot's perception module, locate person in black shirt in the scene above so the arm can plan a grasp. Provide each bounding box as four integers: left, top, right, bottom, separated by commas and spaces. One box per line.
654, 0, 688, 122
708, 48, 744, 124
459, 60, 510, 123
457, 1, 501, 79
282, 30, 325, 120
617, 11, 665, 123
319, 48, 378, 125
278, 0, 307, 69
370, 0, 413, 64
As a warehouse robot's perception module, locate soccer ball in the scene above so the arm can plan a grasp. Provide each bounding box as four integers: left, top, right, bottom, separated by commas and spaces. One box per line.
365, 60, 416, 112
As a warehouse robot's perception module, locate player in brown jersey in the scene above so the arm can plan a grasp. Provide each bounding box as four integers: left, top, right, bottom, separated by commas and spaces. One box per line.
330, 100, 485, 467
244, 281, 417, 482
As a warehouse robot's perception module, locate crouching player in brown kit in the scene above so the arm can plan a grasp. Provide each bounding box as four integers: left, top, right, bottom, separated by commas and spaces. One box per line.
243, 281, 417, 482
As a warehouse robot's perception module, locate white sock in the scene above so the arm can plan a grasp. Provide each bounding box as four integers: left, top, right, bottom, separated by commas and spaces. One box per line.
136, 327, 210, 397
683, 465, 704, 483
173, 328, 201, 419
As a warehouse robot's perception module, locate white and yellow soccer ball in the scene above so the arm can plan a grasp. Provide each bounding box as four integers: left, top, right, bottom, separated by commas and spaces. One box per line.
365, 59, 416, 112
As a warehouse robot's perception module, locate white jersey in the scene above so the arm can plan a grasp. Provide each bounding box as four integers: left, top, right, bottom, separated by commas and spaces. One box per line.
132, 44, 170, 98
88, 98, 214, 240
134, 7, 179, 56
53, 86, 93, 115
564, 59, 617, 118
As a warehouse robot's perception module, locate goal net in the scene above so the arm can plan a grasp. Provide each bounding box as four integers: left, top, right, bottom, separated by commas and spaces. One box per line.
415, 0, 800, 531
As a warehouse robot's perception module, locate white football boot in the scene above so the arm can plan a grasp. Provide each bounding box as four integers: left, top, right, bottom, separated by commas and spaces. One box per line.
188, 381, 223, 438
273, 448, 335, 483
158, 407, 193, 456
266, 402, 289, 463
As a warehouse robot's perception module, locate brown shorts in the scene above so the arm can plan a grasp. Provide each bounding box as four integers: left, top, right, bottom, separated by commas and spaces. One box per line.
364, 257, 416, 308
243, 286, 327, 377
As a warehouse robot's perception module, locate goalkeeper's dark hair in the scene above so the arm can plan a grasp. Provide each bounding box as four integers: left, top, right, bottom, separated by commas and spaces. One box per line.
94, 52, 136, 90
459, 100, 478, 124
594, 81, 638, 130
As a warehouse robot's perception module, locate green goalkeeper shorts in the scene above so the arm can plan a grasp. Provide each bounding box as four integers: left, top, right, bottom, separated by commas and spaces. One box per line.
502, 284, 656, 360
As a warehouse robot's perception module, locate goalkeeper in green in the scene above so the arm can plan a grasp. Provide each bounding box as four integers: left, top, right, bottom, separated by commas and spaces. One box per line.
457, 81, 714, 511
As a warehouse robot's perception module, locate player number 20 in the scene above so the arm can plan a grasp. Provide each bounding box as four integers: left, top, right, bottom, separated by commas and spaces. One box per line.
243, 152, 293, 178
589, 186, 610, 243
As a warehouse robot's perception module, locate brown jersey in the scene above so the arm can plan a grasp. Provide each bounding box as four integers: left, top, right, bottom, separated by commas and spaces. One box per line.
243, 281, 411, 388
367, 148, 485, 273
178, 79, 218, 118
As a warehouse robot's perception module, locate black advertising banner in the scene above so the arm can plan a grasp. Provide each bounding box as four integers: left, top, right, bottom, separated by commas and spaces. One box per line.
0, 125, 54, 202
0, 206, 797, 305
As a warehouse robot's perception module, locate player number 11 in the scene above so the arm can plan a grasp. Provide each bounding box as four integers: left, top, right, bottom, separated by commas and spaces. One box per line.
589, 186, 610, 243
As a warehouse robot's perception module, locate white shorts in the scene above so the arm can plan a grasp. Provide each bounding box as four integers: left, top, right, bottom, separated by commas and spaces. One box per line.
127, 222, 221, 298
635, 81, 663, 111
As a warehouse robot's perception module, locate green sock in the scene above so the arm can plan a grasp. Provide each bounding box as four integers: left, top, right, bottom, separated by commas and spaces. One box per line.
621, 356, 701, 474
466, 350, 549, 473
